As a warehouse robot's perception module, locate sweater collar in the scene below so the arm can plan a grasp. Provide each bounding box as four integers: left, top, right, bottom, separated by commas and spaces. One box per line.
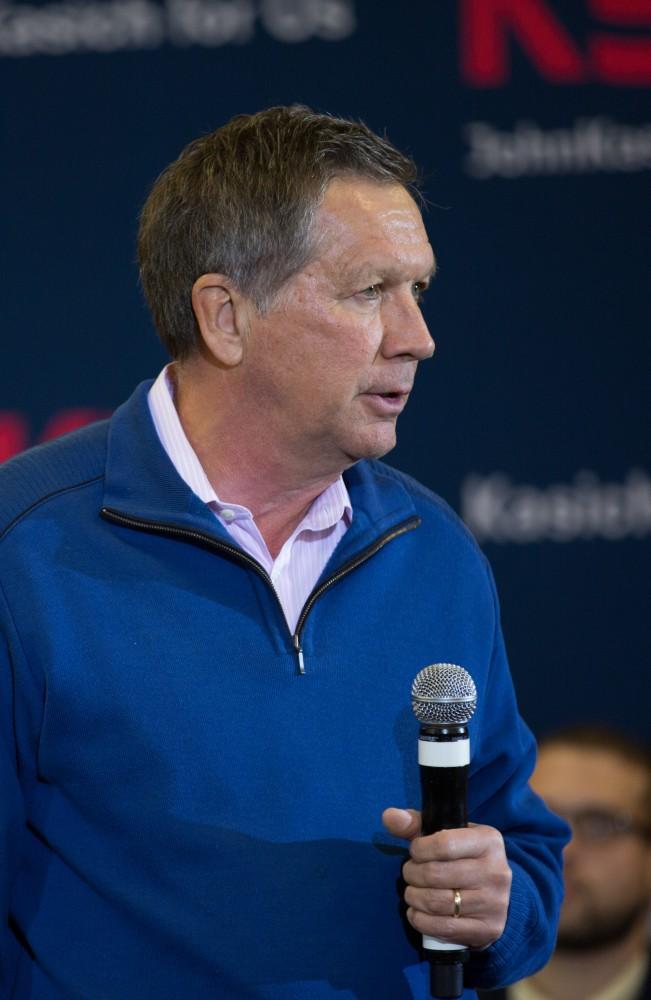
102, 380, 419, 565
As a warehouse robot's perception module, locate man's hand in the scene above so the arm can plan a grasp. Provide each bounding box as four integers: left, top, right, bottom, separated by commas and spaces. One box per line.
382, 808, 512, 950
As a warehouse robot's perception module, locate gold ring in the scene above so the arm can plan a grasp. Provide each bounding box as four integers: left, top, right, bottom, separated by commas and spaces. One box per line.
453, 889, 462, 919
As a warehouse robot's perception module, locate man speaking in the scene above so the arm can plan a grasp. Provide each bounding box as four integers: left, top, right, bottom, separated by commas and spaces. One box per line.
0, 106, 567, 998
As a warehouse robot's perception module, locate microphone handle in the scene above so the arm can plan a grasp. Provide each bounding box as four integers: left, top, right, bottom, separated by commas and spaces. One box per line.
419, 726, 470, 999
421, 765, 468, 833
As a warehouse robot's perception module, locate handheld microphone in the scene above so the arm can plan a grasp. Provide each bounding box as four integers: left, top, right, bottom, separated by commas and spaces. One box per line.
410, 663, 477, 1000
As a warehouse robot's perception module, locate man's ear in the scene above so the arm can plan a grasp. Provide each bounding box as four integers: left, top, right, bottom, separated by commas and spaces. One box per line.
191, 274, 246, 367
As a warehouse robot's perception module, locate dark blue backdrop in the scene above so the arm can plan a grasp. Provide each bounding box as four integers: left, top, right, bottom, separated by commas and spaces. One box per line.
2, 0, 649, 739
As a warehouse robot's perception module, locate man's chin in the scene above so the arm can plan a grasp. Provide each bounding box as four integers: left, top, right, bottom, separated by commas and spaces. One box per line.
349, 427, 398, 463
557, 902, 649, 952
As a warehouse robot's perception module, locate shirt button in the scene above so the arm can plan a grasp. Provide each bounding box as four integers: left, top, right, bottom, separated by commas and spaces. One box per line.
221, 509, 236, 522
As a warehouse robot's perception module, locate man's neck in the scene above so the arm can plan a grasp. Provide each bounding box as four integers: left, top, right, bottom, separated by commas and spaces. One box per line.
529, 931, 647, 1000
172, 362, 346, 557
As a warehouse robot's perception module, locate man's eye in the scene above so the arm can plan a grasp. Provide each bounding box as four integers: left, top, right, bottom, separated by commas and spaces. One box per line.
412, 282, 428, 303
360, 284, 382, 299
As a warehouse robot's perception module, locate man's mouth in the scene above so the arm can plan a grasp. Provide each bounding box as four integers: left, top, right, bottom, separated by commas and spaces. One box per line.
366, 386, 411, 398
362, 390, 410, 414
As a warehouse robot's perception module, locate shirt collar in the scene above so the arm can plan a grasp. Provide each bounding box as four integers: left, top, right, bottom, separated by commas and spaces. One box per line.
147, 364, 352, 531
148, 365, 216, 505
509, 953, 650, 1000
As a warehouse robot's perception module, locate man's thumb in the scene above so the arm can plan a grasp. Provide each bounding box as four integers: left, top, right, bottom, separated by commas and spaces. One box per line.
381, 807, 422, 841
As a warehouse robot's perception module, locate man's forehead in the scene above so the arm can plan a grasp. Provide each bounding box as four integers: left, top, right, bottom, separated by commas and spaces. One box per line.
318, 177, 425, 233
535, 745, 649, 809
313, 177, 433, 275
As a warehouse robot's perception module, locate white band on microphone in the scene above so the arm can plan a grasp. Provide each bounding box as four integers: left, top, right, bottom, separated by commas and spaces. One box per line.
423, 934, 467, 952
418, 737, 470, 768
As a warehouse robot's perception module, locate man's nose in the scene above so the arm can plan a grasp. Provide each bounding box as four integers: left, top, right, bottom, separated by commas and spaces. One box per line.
381, 291, 435, 361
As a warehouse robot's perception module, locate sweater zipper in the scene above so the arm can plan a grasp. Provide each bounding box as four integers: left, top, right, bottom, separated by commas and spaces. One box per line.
100, 507, 420, 674
290, 517, 420, 673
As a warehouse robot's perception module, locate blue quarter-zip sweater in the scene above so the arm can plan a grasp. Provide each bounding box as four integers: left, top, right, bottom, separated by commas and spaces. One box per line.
0, 381, 567, 999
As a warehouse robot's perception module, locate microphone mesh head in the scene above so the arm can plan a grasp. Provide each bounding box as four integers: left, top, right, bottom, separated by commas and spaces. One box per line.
411, 663, 477, 726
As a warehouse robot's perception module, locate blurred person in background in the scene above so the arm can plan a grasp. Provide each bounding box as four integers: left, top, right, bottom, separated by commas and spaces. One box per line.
479, 725, 651, 1000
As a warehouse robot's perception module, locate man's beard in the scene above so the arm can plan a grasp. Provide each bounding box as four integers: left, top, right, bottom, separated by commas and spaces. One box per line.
556, 895, 650, 952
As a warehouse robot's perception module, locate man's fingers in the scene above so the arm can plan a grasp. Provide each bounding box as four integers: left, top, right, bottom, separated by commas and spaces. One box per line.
402, 858, 477, 890
381, 807, 422, 841
409, 824, 504, 863
404, 885, 487, 919
397, 822, 512, 951
406, 907, 507, 951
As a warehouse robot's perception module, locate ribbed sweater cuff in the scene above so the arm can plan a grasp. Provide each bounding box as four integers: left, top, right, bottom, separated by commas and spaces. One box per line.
464, 862, 548, 990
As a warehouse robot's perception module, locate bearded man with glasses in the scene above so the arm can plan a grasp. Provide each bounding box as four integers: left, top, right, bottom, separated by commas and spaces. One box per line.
479, 725, 651, 1000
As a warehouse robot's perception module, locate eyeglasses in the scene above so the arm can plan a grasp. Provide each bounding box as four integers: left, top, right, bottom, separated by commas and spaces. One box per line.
556, 807, 650, 845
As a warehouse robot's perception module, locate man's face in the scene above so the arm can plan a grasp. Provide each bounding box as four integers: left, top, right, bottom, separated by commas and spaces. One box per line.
240, 178, 435, 476
532, 744, 651, 951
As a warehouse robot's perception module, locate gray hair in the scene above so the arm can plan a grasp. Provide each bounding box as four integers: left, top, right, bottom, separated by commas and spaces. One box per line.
137, 105, 420, 359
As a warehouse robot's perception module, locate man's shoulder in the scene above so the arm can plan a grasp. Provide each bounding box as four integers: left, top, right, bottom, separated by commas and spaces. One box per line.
365, 459, 484, 557
0, 419, 110, 540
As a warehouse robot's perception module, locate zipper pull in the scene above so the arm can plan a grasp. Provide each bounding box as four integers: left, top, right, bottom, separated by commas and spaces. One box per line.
293, 634, 305, 675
